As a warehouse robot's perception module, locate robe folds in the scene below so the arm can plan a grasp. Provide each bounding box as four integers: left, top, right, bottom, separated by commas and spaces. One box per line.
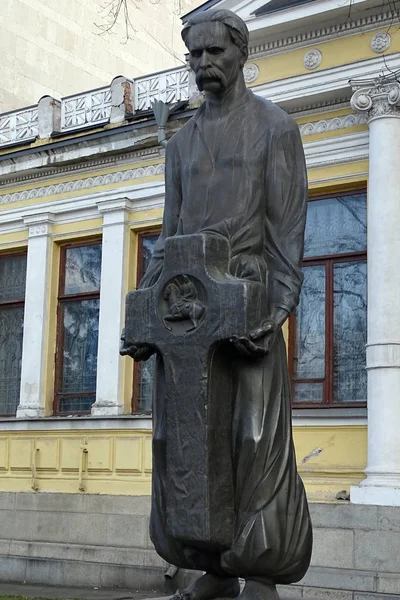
140, 90, 313, 582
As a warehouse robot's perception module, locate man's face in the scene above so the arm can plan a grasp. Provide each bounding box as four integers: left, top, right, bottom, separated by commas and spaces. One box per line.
187, 22, 244, 93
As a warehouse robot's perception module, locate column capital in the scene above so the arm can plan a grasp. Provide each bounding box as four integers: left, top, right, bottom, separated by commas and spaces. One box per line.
24, 213, 54, 237
350, 77, 400, 120
96, 197, 133, 214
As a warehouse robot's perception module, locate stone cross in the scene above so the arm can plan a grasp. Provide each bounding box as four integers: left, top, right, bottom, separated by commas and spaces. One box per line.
125, 233, 268, 550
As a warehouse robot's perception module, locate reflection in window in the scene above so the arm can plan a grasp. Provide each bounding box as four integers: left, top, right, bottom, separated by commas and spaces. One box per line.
304, 195, 367, 258
133, 232, 159, 413
333, 261, 367, 402
0, 254, 26, 415
55, 243, 102, 414
291, 192, 367, 406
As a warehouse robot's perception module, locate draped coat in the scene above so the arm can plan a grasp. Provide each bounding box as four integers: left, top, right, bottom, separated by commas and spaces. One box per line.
139, 89, 312, 582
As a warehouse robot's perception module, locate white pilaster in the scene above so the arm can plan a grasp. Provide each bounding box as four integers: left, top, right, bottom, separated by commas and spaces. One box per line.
350, 78, 400, 506
17, 214, 54, 418
91, 198, 133, 416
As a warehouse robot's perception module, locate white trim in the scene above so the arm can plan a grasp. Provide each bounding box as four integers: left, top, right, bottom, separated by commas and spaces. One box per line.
0, 415, 366, 430
253, 54, 400, 109
0, 416, 153, 431
0, 181, 166, 235
304, 130, 369, 169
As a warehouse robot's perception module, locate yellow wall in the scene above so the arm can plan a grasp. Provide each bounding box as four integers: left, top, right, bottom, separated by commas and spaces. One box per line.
248, 28, 400, 88
0, 429, 152, 495
0, 427, 366, 501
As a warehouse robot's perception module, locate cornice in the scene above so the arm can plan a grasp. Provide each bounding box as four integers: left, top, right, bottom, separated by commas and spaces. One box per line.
249, 10, 399, 59
0, 163, 165, 206
252, 53, 400, 109
0, 146, 163, 188
299, 113, 368, 136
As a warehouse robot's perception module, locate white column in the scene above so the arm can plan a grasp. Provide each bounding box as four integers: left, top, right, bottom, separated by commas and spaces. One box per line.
91, 198, 133, 416
17, 214, 54, 418
350, 79, 400, 506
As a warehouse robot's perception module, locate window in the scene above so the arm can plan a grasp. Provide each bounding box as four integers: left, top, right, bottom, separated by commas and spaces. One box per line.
289, 192, 367, 406
132, 232, 160, 413
0, 253, 26, 416
54, 242, 102, 415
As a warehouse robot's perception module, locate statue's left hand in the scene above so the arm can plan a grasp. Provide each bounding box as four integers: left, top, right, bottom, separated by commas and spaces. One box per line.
230, 310, 289, 358
230, 321, 276, 357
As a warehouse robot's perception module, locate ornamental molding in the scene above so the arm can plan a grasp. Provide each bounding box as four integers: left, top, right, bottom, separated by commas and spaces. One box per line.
371, 32, 391, 53
351, 79, 400, 120
0, 164, 165, 207
249, 10, 399, 59
24, 213, 55, 237
0, 146, 162, 188
253, 53, 400, 109
299, 113, 368, 136
243, 63, 259, 83
303, 131, 369, 170
304, 49, 322, 70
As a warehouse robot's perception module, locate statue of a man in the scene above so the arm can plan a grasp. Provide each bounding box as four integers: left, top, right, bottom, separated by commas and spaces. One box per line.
128, 9, 312, 600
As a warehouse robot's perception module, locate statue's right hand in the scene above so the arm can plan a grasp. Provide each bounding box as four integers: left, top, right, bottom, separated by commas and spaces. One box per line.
120, 343, 155, 362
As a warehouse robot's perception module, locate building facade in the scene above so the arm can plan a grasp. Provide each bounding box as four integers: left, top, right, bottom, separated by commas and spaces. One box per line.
0, 0, 400, 596
0, 0, 200, 112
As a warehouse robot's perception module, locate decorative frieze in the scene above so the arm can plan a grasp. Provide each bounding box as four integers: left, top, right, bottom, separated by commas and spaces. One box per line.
0, 164, 165, 206
351, 78, 400, 120
243, 63, 259, 83
249, 10, 399, 58
371, 31, 391, 53
299, 113, 368, 136
304, 49, 322, 70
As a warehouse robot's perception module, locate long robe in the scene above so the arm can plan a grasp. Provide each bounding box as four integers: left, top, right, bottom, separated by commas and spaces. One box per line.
139, 89, 313, 583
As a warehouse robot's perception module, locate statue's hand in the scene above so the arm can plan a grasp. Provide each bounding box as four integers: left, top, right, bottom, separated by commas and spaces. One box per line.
230, 322, 275, 358
230, 310, 289, 358
120, 330, 155, 362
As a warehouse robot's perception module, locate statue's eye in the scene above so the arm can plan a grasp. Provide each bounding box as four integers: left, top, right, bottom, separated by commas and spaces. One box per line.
208, 47, 224, 54
190, 50, 202, 58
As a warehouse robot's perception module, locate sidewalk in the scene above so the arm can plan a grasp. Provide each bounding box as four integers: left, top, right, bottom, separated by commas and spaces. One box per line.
0, 583, 166, 600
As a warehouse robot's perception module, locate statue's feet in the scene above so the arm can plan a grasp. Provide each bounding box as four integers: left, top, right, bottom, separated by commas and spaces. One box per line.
237, 580, 279, 600
171, 573, 240, 600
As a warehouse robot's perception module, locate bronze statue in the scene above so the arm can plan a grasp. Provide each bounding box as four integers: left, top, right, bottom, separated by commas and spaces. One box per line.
121, 9, 312, 600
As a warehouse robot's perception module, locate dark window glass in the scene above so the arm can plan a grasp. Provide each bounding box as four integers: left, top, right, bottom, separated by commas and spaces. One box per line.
133, 232, 159, 413
291, 192, 367, 407
64, 245, 102, 294
304, 195, 367, 258
0, 254, 26, 415
55, 243, 101, 415
333, 261, 367, 403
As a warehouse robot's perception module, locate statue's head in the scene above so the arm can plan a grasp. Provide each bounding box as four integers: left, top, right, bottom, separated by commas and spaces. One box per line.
182, 9, 249, 94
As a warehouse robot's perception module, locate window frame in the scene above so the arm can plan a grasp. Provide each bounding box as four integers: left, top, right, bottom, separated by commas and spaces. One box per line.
288, 190, 367, 409
53, 239, 102, 416
131, 229, 161, 414
0, 249, 27, 417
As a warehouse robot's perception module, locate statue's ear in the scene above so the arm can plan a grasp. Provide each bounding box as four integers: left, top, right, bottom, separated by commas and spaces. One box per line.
240, 46, 249, 68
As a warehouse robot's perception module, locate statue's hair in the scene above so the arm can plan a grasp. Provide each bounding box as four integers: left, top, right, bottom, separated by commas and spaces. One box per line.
181, 9, 249, 54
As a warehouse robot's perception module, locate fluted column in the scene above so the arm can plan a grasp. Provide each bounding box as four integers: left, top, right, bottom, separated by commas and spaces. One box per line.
91, 198, 133, 416
17, 214, 54, 418
350, 78, 400, 505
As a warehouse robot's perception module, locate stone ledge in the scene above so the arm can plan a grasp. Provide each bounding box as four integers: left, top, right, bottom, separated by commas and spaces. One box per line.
4, 539, 165, 569
0, 555, 166, 590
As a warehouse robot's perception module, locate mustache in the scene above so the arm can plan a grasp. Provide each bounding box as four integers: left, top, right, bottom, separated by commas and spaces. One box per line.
196, 68, 227, 86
